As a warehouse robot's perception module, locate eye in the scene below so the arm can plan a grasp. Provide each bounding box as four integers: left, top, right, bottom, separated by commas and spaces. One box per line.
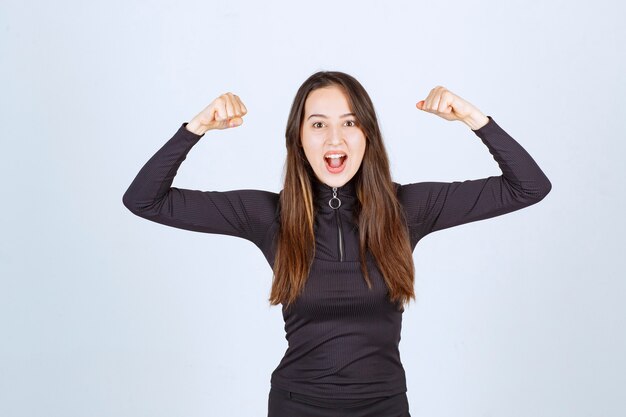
345, 120, 357, 127
312, 121, 324, 128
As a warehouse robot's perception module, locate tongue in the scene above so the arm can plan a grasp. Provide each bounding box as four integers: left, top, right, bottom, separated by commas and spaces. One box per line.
328, 157, 343, 168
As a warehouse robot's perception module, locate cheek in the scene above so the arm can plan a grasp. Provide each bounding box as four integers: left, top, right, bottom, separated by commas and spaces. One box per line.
301, 144, 320, 165
302, 137, 323, 161
300, 137, 312, 159
352, 136, 367, 164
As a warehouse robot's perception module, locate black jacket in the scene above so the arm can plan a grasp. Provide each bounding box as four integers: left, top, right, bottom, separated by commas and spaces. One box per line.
122, 116, 551, 399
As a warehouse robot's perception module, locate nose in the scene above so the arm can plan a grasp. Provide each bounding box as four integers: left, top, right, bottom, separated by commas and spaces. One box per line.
326, 125, 344, 145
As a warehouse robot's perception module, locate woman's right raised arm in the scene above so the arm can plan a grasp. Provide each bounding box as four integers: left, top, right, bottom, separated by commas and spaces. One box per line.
122, 93, 279, 248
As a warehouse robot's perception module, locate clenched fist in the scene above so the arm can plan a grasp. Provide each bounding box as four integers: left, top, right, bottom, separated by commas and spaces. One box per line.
416, 86, 489, 130
186, 92, 248, 136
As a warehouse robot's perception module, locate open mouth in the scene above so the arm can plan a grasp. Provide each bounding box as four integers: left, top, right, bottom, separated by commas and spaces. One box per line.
324, 153, 347, 172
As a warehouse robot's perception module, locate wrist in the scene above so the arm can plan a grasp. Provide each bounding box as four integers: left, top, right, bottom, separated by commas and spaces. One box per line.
462, 112, 490, 130
185, 119, 209, 136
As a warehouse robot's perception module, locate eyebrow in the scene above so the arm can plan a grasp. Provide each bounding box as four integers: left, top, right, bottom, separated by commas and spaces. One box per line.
307, 113, 355, 120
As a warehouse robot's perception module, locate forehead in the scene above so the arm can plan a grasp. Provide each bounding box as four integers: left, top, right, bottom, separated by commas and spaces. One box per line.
304, 86, 351, 115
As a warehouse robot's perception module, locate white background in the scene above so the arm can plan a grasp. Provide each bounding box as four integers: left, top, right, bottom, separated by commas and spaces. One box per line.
1, 0, 625, 416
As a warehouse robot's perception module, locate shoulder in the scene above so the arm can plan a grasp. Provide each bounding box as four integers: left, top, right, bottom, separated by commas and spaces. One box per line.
393, 181, 438, 202
214, 188, 281, 226
243, 188, 280, 216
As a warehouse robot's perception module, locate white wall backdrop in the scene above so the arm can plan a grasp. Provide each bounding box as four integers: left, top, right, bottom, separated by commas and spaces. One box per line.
1, 0, 624, 416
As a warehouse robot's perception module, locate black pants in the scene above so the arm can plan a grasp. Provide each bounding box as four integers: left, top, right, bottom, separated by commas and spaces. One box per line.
267, 386, 411, 417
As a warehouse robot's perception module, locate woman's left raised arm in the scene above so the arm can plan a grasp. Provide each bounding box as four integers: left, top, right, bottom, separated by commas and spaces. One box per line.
398, 86, 552, 240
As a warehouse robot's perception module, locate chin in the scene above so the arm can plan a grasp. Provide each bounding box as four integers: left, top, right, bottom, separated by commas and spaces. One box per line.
313, 160, 357, 187
321, 173, 354, 188
324, 179, 343, 187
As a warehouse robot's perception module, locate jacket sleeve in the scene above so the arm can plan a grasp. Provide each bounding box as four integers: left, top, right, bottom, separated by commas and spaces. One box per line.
122, 123, 279, 248
397, 116, 552, 245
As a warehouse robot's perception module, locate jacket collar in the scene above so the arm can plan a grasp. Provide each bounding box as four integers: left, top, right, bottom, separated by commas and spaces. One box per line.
312, 175, 358, 211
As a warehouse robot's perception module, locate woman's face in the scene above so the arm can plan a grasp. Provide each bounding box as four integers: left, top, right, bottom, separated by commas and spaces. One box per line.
301, 85, 367, 188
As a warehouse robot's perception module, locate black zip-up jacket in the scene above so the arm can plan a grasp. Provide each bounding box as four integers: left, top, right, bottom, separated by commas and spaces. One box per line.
122, 116, 551, 399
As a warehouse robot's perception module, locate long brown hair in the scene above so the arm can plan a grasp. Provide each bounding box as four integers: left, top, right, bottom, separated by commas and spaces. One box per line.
269, 71, 415, 310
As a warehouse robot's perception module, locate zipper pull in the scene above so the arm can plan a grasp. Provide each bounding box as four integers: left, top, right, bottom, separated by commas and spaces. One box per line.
329, 187, 342, 209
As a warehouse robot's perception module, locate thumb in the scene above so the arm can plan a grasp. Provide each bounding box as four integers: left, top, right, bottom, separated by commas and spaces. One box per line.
416, 100, 425, 110
229, 117, 243, 128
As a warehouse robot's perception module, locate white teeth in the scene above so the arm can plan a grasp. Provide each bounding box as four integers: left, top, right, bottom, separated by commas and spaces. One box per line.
325, 154, 346, 159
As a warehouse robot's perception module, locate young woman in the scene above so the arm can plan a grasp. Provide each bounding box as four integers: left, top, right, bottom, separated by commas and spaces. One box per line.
122, 71, 551, 416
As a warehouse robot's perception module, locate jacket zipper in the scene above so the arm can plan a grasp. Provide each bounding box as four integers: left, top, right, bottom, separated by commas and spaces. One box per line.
329, 187, 345, 262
